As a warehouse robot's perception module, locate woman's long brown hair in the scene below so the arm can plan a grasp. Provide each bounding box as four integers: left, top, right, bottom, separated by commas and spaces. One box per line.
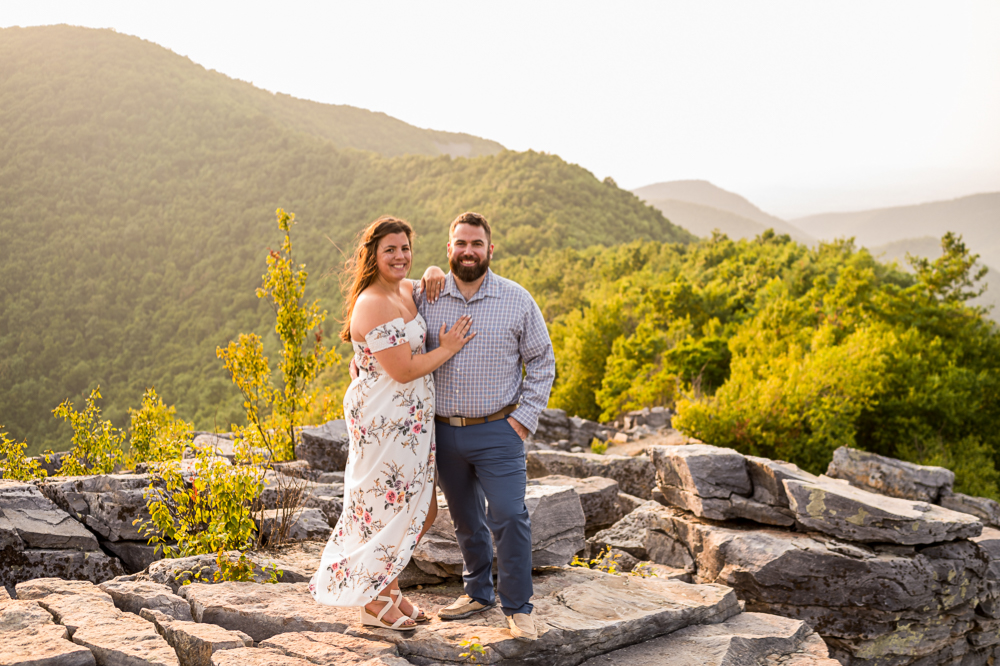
339, 216, 414, 342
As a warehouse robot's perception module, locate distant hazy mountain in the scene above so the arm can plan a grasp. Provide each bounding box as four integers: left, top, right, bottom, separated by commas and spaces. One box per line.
793, 193, 1000, 270
632, 180, 815, 244
641, 198, 771, 241
868, 237, 998, 317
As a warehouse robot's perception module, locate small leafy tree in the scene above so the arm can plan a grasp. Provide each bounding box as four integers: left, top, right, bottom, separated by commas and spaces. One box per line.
52, 387, 125, 475
217, 208, 336, 462
128, 388, 191, 466
1, 427, 46, 481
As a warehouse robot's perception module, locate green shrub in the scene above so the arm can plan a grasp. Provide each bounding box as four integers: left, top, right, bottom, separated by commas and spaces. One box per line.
128, 387, 191, 466
52, 387, 125, 475
0, 427, 46, 481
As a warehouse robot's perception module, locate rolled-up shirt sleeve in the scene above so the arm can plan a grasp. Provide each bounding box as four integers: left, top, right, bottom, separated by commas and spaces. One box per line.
511, 296, 555, 434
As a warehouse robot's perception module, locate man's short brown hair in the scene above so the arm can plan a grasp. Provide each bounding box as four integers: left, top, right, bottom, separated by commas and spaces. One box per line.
449, 212, 492, 244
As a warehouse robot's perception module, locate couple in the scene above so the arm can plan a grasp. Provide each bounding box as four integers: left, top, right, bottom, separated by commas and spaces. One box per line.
309, 212, 555, 642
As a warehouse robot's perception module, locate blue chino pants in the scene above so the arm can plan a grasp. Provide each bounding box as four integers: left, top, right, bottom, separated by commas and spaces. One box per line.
435, 418, 533, 616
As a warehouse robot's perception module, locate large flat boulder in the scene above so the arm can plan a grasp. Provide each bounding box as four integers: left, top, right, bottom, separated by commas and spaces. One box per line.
527, 451, 656, 499
412, 486, 585, 577
825, 446, 955, 503
295, 421, 349, 473
209, 648, 318, 666
649, 445, 794, 527
940, 490, 1000, 528
142, 552, 309, 593
181, 568, 740, 666
36, 474, 152, 542
577, 611, 839, 666
1, 548, 125, 590
784, 476, 982, 544
0, 599, 55, 632
588, 502, 695, 573
0, 480, 99, 550
533, 408, 571, 444
260, 631, 407, 665
529, 475, 622, 531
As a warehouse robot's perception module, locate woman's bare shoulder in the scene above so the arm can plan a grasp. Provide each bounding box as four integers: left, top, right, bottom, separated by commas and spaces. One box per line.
351, 289, 403, 341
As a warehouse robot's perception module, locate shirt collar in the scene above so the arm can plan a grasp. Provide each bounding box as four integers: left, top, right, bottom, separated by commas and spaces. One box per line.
444, 268, 500, 304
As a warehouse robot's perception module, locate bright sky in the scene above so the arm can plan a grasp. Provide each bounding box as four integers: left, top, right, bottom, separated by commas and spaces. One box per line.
4, 1, 999, 218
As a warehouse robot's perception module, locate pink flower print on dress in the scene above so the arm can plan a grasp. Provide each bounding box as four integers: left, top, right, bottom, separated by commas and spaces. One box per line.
364, 511, 373, 525
385, 489, 397, 504
413, 423, 422, 434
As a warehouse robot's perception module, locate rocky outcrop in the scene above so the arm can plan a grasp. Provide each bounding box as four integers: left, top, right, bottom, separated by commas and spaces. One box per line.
260, 630, 408, 665
295, 421, 349, 472
141, 608, 252, 666
99, 579, 193, 620
256, 507, 330, 543
0, 480, 125, 589
529, 475, 622, 532
940, 489, 1000, 527
1, 622, 97, 666
826, 446, 955, 503
527, 450, 656, 499
141, 552, 310, 592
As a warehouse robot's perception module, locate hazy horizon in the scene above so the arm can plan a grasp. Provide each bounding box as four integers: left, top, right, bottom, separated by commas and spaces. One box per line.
3, 1, 998, 219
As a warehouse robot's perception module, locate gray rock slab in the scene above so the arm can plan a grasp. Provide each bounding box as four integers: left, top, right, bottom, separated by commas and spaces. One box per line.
529, 475, 622, 529
534, 408, 571, 443
576, 611, 834, 666
270, 461, 316, 481
257, 507, 330, 543
257, 471, 313, 511
527, 451, 656, 499
0, 623, 97, 666
0, 481, 99, 550
301, 488, 343, 528
295, 421, 349, 473
1, 549, 125, 590
826, 446, 955, 503
179, 582, 355, 642
99, 579, 193, 620
412, 496, 464, 577
0, 599, 54, 633
187, 435, 236, 462
363, 567, 741, 666
649, 444, 752, 499
260, 631, 405, 665
784, 476, 982, 544
37, 474, 153, 543
141, 608, 251, 666
589, 502, 695, 572
745, 456, 820, 508
658, 485, 795, 527
142, 552, 306, 593
940, 490, 1000, 528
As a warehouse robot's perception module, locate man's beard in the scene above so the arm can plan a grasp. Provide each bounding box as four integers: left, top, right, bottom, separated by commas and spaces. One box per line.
450, 252, 490, 282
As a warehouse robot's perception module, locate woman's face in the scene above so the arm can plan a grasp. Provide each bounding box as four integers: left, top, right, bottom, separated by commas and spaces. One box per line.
375, 232, 412, 282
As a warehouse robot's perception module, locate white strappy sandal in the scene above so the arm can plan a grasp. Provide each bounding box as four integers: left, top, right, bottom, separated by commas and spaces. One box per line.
360, 593, 417, 631
390, 588, 429, 623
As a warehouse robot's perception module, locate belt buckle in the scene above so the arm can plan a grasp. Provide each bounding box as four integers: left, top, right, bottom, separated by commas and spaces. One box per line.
448, 416, 464, 427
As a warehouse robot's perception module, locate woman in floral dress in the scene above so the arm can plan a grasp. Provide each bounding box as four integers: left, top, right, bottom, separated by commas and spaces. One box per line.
310, 216, 473, 630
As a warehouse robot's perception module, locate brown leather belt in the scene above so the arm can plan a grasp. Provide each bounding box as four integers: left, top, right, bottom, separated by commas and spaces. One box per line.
435, 404, 518, 427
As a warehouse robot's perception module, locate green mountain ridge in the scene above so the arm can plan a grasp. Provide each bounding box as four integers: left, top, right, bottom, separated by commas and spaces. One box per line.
0, 25, 693, 455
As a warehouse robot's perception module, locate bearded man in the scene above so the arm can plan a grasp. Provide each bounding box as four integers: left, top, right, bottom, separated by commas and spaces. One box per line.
414, 211, 555, 641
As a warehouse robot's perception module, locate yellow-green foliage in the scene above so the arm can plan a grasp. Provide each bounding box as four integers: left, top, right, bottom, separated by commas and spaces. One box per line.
458, 637, 486, 663
590, 438, 609, 455
128, 388, 192, 466
52, 387, 125, 475
136, 440, 266, 558
505, 232, 1000, 498
217, 209, 336, 462
0, 427, 46, 481
570, 546, 658, 578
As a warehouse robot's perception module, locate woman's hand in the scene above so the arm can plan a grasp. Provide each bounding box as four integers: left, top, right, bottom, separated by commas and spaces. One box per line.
439, 315, 476, 354
421, 265, 447, 303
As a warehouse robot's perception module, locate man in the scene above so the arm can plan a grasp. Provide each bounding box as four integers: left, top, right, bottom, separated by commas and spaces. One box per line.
415, 212, 555, 641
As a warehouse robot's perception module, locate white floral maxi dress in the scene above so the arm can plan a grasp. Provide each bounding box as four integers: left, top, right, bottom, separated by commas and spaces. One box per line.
310, 315, 436, 607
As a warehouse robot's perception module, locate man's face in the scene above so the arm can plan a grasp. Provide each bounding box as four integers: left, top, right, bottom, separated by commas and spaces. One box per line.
448, 223, 493, 282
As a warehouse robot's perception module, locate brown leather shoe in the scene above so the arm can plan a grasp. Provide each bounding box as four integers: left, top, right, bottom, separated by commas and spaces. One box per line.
437, 594, 495, 620
506, 612, 538, 641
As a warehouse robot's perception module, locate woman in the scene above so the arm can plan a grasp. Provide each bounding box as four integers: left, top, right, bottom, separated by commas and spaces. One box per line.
310, 216, 473, 630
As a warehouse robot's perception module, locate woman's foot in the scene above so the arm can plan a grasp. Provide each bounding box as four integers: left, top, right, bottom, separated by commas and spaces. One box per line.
363, 597, 416, 628
389, 588, 428, 622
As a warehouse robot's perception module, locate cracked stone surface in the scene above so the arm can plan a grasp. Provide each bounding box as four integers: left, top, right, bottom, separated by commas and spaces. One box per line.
0, 598, 55, 632
0, 480, 100, 551
527, 451, 656, 500
576, 612, 837, 666
141, 608, 252, 666
36, 474, 152, 542
784, 476, 982, 544
260, 631, 408, 665
825, 446, 955, 503
141, 552, 309, 592
1, 623, 97, 666
99, 579, 193, 620
295, 420, 350, 473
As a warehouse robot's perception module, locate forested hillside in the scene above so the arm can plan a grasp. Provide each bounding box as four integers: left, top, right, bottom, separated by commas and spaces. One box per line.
498, 231, 1000, 496
0, 25, 692, 454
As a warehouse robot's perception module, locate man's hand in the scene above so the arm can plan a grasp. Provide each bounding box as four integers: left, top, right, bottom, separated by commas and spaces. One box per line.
349, 357, 359, 381
421, 265, 447, 303
507, 417, 529, 441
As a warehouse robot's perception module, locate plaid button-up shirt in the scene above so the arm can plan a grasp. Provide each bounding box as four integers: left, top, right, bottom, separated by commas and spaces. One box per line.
413, 269, 555, 434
